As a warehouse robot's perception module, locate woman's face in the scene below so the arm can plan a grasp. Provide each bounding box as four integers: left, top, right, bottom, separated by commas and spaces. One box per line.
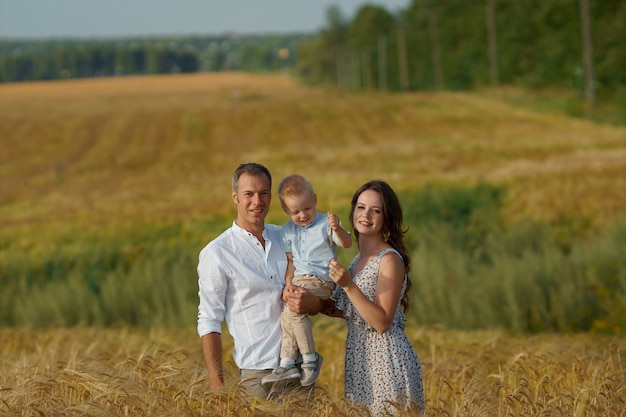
353, 189, 384, 237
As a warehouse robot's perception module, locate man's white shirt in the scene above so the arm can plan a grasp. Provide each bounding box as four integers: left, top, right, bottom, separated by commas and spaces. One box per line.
197, 221, 287, 370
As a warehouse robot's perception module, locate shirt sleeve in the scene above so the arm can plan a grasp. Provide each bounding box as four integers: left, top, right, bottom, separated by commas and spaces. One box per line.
281, 224, 293, 253
197, 245, 227, 337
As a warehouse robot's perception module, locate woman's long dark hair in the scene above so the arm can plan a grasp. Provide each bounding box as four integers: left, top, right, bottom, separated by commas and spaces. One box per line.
349, 180, 412, 312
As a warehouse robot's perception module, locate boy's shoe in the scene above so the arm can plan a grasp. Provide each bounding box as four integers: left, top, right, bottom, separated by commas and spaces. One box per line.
300, 353, 324, 386
261, 365, 301, 386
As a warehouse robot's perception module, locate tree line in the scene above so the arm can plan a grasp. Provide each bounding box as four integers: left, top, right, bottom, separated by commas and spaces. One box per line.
1, 0, 624, 102
0, 33, 310, 82
296, 0, 624, 102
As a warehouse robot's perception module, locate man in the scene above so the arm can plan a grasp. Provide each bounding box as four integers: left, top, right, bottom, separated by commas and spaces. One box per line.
197, 162, 324, 399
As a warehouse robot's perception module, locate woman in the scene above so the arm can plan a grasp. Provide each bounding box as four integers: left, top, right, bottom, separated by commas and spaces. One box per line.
327, 180, 425, 416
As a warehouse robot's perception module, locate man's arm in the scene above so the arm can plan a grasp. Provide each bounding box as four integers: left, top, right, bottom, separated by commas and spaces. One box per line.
202, 332, 224, 389
320, 298, 345, 318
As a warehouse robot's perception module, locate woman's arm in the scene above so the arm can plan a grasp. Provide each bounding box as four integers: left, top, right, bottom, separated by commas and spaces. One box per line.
329, 253, 403, 333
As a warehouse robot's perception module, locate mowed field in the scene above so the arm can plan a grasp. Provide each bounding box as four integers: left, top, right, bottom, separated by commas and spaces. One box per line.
2, 72, 625, 231
1, 73, 626, 416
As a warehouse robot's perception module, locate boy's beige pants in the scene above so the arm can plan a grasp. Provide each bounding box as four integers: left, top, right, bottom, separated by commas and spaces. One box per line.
280, 274, 334, 359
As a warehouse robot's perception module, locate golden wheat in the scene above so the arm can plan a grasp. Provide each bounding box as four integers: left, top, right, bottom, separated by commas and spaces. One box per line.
0, 326, 624, 416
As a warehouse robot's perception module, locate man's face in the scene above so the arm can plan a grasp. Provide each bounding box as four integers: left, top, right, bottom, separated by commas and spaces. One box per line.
232, 172, 271, 231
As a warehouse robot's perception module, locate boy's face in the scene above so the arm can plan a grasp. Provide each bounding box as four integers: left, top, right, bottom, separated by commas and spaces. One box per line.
282, 193, 317, 227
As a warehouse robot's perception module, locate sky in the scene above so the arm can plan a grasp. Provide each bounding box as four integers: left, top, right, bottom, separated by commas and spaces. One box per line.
0, 0, 410, 40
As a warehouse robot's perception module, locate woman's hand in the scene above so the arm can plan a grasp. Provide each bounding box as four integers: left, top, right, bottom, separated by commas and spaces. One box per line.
329, 258, 351, 288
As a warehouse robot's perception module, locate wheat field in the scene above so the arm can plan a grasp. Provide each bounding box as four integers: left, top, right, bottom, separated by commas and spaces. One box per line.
1, 73, 626, 416
0, 325, 624, 416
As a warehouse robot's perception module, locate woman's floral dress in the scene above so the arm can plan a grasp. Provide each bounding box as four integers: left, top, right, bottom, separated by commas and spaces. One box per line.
334, 248, 425, 416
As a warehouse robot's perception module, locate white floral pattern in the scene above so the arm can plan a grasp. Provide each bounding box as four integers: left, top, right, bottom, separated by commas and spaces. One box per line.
335, 248, 425, 416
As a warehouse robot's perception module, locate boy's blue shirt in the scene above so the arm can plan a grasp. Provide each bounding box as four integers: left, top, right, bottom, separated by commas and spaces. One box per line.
281, 211, 339, 281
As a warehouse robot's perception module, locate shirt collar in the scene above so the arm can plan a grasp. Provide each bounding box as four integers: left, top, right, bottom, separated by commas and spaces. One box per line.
232, 220, 267, 238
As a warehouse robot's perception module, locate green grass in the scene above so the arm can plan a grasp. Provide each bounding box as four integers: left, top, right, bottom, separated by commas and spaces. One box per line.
481, 85, 626, 126
2, 184, 625, 333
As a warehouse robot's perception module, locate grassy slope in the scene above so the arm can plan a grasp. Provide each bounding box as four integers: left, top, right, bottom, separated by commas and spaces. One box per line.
1, 72, 625, 236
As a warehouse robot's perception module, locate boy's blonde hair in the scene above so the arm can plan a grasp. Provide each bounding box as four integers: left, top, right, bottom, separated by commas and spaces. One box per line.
278, 174, 315, 203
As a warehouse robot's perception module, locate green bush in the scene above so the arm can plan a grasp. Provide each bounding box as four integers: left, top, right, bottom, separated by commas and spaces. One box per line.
0, 221, 226, 328
405, 185, 626, 333
1, 185, 625, 334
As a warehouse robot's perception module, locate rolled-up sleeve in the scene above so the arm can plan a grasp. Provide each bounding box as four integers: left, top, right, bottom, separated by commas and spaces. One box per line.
197, 246, 227, 337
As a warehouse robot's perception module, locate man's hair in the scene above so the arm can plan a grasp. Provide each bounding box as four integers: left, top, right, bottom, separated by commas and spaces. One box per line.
278, 174, 315, 202
232, 163, 272, 191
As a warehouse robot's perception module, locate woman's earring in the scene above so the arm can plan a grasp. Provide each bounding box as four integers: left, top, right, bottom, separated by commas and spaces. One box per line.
383, 230, 390, 241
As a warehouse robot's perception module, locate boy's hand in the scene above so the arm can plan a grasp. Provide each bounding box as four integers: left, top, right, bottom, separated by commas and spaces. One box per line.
327, 211, 340, 231
282, 284, 295, 302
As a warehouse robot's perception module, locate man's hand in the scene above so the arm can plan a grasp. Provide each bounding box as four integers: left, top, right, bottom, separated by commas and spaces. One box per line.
284, 284, 324, 315
321, 298, 345, 318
